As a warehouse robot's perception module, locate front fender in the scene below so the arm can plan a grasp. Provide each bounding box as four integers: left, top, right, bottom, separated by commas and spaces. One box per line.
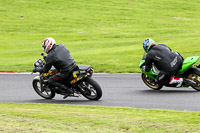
33, 76, 40, 80
139, 60, 158, 80
142, 70, 158, 80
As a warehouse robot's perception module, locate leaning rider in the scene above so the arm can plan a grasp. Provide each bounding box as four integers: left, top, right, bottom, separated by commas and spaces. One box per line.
33, 37, 79, 97
142, 38, 184, 87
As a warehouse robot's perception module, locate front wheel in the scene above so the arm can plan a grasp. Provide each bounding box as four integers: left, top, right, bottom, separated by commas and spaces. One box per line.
78, 77, 102, 100
141, 73, 163, 90
32, 79, 55, 99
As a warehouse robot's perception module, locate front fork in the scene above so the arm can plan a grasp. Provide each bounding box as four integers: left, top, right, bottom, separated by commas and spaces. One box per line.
39, 74, 48, 92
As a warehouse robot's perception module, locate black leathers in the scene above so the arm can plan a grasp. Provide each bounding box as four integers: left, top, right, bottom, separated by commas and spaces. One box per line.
145, 44, 183, 74
37, 44, 77, 74
144, 44, 184, 85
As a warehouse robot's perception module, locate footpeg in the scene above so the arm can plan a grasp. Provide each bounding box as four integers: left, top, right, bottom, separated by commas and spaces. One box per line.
183, 78, 198, 86
63, 93, 80, 99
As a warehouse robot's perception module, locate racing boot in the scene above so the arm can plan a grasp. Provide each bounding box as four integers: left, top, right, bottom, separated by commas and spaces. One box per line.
48, 81, 73, 98
169, 77, 183, 87
59, 85, 73, 99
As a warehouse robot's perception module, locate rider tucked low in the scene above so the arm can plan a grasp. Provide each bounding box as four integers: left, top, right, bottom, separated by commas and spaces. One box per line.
142, 38, 184, 87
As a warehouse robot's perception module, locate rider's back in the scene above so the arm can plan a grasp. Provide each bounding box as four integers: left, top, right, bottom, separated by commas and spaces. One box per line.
46, 44, 77, 73
146, 44, 183, 73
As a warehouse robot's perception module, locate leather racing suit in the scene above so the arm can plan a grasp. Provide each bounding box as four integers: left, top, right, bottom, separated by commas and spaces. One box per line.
36, 44, 78, 90
144, 44, 184, 85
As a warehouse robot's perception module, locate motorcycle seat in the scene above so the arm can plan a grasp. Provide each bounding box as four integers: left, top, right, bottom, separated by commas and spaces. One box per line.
77, 65, 91, 71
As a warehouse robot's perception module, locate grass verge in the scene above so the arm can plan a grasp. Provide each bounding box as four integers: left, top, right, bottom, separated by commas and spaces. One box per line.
0, 103, 200, 133
1, 0, 200, 72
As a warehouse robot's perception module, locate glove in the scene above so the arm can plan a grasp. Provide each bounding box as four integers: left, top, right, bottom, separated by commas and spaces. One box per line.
142, 66, 146, 72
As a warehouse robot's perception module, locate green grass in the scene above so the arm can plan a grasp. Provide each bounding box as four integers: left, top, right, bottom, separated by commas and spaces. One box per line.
2, 1, 200, 132
1, 103, 200, 133
1, 0, 200, 72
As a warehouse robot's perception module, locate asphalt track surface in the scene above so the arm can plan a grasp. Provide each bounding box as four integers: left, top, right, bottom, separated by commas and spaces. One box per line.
1, 73, 200, 111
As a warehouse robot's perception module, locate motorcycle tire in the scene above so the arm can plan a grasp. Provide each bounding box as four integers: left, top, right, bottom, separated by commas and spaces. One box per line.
141, 73, 163, 90
78, 77, 102, 100
187, 68, 200, 91
32, 79, 55, 99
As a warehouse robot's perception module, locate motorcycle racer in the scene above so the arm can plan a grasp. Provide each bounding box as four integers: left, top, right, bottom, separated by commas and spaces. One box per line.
142, 38, 184, 87
33, 37, 78, 97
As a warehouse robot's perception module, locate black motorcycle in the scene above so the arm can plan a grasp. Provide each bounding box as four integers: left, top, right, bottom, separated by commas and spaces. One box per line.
32, 53, 102, 100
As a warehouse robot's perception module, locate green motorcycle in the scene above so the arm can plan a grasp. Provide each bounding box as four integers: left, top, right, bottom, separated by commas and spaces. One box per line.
139, 55, 200, 90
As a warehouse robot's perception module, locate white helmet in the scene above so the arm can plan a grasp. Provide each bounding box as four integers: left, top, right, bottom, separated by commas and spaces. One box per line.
42, 37, 56, 53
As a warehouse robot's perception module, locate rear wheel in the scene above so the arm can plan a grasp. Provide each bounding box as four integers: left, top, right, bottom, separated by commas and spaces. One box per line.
32, 79, 55, 99
78, 77, 102, 100
141, 73, 163, 90
187, 68, 200, 91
